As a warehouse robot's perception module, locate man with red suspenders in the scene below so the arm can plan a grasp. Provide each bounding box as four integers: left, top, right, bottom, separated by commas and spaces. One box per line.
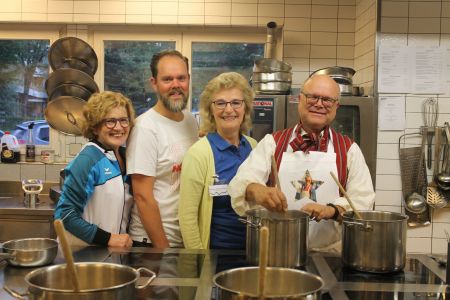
229, 74, 375, 252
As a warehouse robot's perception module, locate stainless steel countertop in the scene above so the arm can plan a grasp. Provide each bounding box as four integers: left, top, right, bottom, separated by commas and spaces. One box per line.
0, 247, 448, 300
0, 195, 55, 216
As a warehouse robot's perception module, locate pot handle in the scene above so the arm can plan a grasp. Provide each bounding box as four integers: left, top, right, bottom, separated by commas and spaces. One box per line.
3, 286, 28, 299
135, 267, 156, 290
343, 220, 373, 232
0, 252, 14, 263
239, 218, 261, 229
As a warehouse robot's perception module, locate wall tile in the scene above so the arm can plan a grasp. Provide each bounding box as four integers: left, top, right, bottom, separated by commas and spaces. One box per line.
258, 4, 284, 17
443, 2, 450, 17
377, 143, 400, 159
338, 5, 355, 19
407, 237, 432, 253
73, 13, 99, 22
381, 1, 408, 18
0, 13, 21, 21
152, 2, 177, 15
431, 238, 448, 254
126, 14, 151, 24
283, 57, 309, 71
376, 158, 400, 175
284, 44, 310, 58
284, 18, 311, 31
432, 222, 450, 239
0, 0, 22, 13
433, 207, 450, 222
22, 13, 47, 21
231, 3, 257, 17
152, 15, 178, 24
0, 164, 21, 181
179, 2, 204, 16
100, 14, 126, 23
230, 16, 257, 26
45, 164, 65, 182
337, 45, 353, 59
205, 15, 230, 25
23, 0, 47, 13
100, 1, 125, 14
407, 224, 433, 238
311, 19, 337, 32
205, 3, 231, 16
375, 190, 403, 206
311, 5, 338, 19
442, 18, 450, 34
374, 205, 402, 213
48, 1, 74, 14
257, 16, 284, 27
409, 18, 441, 34
285, 4, 311, 18
337, 32, 354, 45
284, 31, 310, 44
375, 174, 402, 190
126, 2, 151, 15
285, 0, 311, 4
409, 2, 441, 18
20, 164, 46, 181
310, 58, 337, 71
338, 19, 355, 32
380, 17, 408, 33
74, 1, 100, 14
178, 15, 204, 24
311, 32, 337, 45
48, 13, 74, 22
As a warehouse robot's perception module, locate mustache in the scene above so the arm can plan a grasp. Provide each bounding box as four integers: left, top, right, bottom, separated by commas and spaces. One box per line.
169, 88, 185, 96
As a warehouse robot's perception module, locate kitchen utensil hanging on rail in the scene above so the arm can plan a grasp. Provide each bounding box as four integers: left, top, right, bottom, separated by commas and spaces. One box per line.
422, 97, 439, 169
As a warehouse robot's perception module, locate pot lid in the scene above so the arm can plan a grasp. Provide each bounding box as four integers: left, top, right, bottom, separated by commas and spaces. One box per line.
311, 66, 356, 78
49, 37, 98, 76
45, 96, 86, 136
45, 68, 99, 97
48, 83, 92, 102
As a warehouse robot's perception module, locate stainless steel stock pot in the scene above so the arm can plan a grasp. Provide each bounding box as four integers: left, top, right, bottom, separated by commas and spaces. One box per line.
342, 210, 408, 273
243, 209, 309, 268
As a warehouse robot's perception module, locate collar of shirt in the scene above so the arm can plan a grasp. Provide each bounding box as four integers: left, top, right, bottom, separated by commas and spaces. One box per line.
207, 132, 247, 151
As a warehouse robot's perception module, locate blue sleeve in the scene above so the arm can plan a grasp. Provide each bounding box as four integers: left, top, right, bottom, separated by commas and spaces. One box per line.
54, 152, 99, 244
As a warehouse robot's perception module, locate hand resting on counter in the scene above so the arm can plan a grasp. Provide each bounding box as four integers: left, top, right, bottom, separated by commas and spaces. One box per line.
108, 233, 133, 249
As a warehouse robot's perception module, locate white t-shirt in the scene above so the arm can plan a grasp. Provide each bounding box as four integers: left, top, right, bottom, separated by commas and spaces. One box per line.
126, 108, 198, 247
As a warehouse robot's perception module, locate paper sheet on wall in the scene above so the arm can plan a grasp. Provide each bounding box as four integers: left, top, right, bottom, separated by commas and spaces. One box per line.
411, 46, 447, 94
378, 96, 405, 131
378, 44, 410, 93
378, 43, 448, 94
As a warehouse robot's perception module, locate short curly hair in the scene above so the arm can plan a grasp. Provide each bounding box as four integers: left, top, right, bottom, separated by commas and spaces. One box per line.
199, 72, 254, 134
82, 91, 136, 140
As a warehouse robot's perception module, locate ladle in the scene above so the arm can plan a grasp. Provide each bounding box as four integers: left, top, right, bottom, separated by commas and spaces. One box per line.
258, 226, 269, 299
53, 219, 81, 292
427, 127, 447, 208
330, 171, 363, 220
405, 128, 427, 213
436, 123, 450, 191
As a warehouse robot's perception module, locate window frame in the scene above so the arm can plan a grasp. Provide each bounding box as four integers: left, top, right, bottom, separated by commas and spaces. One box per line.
0, 24, 61, 153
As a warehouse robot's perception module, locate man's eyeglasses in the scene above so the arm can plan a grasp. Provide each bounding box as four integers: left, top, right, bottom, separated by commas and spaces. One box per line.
212, 99, 245, 110
301, 92, 338, 109
103, 117, 130, 129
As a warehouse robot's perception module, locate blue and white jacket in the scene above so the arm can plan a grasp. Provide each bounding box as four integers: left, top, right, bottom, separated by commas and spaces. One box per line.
54, 141, 133, 245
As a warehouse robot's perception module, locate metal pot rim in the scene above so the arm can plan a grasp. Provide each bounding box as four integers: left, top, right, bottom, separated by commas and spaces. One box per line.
2, 238, 58, 252
24, 262, 146, 293
213, 266, 324, 297
245, 209, 309, 221
342, 210, 409, 222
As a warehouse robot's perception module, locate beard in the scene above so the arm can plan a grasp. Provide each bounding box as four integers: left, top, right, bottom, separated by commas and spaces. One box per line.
159, 88, 188, 113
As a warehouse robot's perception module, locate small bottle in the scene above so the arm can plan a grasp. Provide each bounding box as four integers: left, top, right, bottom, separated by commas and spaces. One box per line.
25, 122, 36, 162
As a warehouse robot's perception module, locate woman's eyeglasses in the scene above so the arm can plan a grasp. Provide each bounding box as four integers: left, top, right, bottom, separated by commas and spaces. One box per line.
102, 118, 130, 129
212, 99, 244, 110
301, 92, 338, 109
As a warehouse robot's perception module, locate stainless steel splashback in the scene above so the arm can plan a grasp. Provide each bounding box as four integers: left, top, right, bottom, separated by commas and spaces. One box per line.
251, 95, 377, 185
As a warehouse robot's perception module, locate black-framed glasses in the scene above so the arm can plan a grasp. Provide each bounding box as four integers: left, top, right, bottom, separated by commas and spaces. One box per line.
212, 99, 245, 110
102, 117, 130, 129
301, 92, 338, 109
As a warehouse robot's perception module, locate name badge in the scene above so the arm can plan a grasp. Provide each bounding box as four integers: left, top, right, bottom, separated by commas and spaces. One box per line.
209, 184, 229, 197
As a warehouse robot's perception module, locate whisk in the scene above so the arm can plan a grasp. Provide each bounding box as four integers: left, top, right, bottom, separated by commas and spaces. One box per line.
422, 98, 439, 169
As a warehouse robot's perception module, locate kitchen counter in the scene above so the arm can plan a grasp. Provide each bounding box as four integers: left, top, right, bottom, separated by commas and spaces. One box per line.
0, 195, 55, 216
0, 246, 448, 299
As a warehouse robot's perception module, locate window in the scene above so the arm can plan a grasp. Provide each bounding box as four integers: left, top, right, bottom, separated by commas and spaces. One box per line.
0, 39, 50, 145
190, 42, 264, 112
104, 41, 175, 115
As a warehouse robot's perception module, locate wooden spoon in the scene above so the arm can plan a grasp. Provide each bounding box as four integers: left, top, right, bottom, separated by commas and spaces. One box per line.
258, 226, 269, 299
330, 171, 363, 220
54, 219, 81, 292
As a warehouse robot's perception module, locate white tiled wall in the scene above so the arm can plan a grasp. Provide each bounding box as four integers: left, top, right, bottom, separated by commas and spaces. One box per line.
378, 0, 450, 254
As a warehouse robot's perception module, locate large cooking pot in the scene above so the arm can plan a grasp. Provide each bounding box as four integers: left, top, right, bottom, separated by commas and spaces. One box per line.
0, 238, 58, 267
4, 262, 155, 299
48, 83, 92, 102
213, 266, 323, 299
342, 211, 408, 273
252, 72, 292, 82
253, 58, 292, 73
243, 209, 309, 268
252, 82, 291, 95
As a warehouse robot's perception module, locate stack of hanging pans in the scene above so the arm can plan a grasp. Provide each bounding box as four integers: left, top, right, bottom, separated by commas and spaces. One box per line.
45, 37, 99, 136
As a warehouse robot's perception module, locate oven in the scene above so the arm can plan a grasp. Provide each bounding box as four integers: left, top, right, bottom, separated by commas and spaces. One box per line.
250, 94, 378, 184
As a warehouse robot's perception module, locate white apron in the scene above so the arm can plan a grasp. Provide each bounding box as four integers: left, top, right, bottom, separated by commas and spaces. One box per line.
278, 136, 341, 250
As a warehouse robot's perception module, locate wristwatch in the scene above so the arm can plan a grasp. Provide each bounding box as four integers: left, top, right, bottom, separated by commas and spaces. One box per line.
326, 203, 340, 220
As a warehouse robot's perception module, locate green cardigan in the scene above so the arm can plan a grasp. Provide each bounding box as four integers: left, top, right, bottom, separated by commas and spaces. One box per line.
178, 135, 257, 249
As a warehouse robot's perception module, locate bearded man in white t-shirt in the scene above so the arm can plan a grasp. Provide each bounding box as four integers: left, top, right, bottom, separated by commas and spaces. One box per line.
126, 50, 198, 248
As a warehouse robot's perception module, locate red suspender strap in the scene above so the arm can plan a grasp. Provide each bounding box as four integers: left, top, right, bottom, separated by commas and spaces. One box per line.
331, 128, 353, 192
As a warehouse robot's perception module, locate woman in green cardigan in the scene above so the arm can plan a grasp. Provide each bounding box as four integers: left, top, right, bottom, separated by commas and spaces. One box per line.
179, 72, 257, 249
